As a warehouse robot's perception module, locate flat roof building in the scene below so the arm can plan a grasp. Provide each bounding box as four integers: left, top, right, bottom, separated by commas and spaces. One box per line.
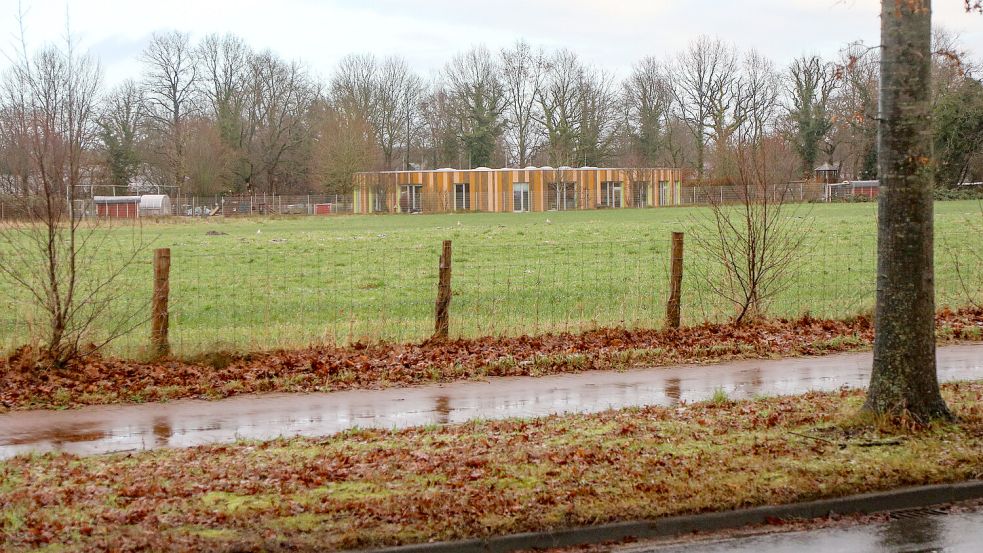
93, 196, 141, 218
353, 167, 683, 214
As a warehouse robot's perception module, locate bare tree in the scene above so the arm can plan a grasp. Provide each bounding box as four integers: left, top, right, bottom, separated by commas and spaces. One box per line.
500, 40, 545, 167
444, 46, 505, 168
98, 79, 145, 190
419, 82, 460, 168
372, 56, 423, 170
330, 53, 377, 122
829, 43, 880, 180
140, 31, 198, 191
864, 0, 951, 421
243, 52, 314, 194
661, 112, 697, 169
309, 100, 379, 194
0, 100, 31, 195
736, 51, 782, 146
183, 116, 233, 196
536, 49, 582, 166
623, 57, 673, 165
670, 36, 741, 179
0, 20, 147, 366
576, 66, 620, 166
196, 33, 251, 149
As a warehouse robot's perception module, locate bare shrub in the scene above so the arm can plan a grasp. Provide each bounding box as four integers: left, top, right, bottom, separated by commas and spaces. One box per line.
0, 19, 150, 366
943, 199, 983, 308
691, 137, 811, 324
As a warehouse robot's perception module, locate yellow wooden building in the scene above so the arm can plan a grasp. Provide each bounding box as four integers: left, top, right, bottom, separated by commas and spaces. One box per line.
352, 167, 683, 214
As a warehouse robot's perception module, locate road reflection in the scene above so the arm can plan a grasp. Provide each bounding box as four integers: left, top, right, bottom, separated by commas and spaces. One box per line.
640, 509, 982, 552
1, 344, 981, 459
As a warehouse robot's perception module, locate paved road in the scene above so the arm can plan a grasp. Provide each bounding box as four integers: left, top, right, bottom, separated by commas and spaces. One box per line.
2, 344, 982, 459
636, 509, 983, 552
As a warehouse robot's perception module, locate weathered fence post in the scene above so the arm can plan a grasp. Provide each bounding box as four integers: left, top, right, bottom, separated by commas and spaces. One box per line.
666, 232, 684, 329
434, 240, 452, 339
151, 248, 171, 357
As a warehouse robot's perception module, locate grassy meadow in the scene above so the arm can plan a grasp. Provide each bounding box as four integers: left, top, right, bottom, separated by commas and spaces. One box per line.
1, 200, 982, 357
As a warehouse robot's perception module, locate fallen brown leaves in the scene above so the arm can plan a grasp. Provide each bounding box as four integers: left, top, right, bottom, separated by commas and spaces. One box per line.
1, 307, 981, 412
2, 382, 982, 552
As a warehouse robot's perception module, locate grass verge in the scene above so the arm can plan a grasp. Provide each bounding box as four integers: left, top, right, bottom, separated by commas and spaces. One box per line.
2, 308, 982, 412
2, 382, 983, 552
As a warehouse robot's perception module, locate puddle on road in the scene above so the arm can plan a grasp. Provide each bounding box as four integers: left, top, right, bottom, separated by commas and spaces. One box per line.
2, 345, 982, 459
644, 509, 983, 552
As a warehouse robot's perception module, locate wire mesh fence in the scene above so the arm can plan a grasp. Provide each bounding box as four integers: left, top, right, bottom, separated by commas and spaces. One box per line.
1, 184, 852, 221
2, 219, 982, 359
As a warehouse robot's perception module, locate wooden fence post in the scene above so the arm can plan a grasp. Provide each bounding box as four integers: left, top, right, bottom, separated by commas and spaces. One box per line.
666, 232, 684, 329
434, 240, 452, 339
151, 248, 171, 357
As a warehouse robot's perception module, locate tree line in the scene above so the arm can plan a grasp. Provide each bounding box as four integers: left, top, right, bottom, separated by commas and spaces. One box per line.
1, 29, 982, 197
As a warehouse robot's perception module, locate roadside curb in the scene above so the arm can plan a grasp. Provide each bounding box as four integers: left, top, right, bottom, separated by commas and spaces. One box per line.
352, 480, 983, 553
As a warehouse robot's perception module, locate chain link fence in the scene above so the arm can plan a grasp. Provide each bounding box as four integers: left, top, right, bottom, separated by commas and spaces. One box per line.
0, 184, 849, 221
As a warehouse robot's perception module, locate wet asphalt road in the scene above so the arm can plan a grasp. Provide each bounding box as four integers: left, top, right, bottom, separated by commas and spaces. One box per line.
636, 509, 983, 552
1, 344, 982, 458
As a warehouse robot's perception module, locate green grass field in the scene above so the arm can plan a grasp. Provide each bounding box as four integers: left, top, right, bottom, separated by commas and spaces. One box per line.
2, 201, 982, 357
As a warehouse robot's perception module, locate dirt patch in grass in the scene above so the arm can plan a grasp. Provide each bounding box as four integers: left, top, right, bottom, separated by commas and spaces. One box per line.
2, 307, 982, 412
2, 382, 983, 552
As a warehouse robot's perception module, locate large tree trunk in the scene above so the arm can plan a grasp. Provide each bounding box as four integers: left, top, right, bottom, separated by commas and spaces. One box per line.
865, 0, 950, 420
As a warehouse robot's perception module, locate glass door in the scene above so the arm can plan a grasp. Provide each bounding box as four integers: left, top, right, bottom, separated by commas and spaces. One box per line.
548, 182, 575, 210
400, 185, 423, 213
601, 182, 623, 207
454, 183, 471, 210
372, 187, 386, 212
513, 183, 530, 212
633, 182, 649, 207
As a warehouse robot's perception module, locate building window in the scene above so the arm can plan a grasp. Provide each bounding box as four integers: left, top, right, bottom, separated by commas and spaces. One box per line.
454, 183, 470, 211
547, 182, 576, 210
400, 184, 423, 213
513, 182, 530, 212
600, 182, 623, 208
632, 182, 649, 207
372, 187, 386, 212
658, 181, 670, 206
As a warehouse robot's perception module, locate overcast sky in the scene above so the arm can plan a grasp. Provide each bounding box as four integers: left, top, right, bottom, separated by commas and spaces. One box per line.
1, 0, 981, 86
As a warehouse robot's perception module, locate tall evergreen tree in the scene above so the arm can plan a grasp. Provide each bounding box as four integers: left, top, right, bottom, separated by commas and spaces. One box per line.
786, 56, 837, 176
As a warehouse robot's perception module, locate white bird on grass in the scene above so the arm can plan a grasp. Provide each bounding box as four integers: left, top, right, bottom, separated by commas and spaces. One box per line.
256, 229, 262, 235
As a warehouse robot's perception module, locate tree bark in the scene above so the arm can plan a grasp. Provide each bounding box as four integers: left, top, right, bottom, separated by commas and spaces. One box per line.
434, 240, 452, 340
666, 232, 684, 329
865, 0, 950, 420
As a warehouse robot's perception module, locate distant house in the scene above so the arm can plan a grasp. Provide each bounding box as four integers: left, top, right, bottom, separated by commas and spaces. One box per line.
93, 195, 172, 218
814, 162, 841, 184
94, 196, 141, 218
352, 167, 684, 214
849, 180, 879, 199
823, 179, 879, 201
